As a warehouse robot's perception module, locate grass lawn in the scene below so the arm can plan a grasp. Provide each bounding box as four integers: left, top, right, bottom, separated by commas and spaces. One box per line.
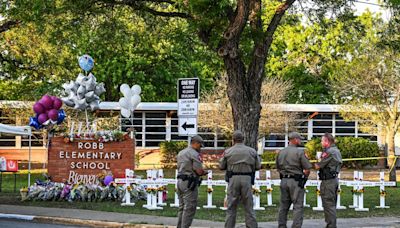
0, 172, 399, 222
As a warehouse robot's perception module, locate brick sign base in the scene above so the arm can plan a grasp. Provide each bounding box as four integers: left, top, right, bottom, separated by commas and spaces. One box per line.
48, 137, 135, 184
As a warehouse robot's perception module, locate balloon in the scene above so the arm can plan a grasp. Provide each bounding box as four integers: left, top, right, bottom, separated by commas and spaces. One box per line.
77, 85, 86, 99
131, 85, 141, 95
57, 109, 66, 124
89, 100, 99, 111
84, 76, 96, 91
78, 54, 94, 72
73, 98, 87, 110
29, 117, 41, 130
118, 97, 130, 109
121, 108, 131, 118
120, 84, 131, 98
33, 102, 45, 114
131, 95, 141, 107
76, 73, 86, 84
61, 97, 74, 107
48, 109, 59, 121
40, 95, 53, 110
94, 83, 106, 96
104, 175, 114, 186
38, 113, 49, 124
42, 119, 51, 126
53, 98, 63, 110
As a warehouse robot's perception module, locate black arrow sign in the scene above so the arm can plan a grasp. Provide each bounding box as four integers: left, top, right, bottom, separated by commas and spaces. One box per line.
182, 122, 195, 130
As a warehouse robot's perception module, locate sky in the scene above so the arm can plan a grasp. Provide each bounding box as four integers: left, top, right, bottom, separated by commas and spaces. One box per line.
354, 0, 391, 20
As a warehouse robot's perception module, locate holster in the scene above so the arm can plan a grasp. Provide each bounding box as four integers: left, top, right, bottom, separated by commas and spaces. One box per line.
250, 172, 255, 185
225, 171, 233, 183
318, 168, 338, 180
294, 174, 307, 189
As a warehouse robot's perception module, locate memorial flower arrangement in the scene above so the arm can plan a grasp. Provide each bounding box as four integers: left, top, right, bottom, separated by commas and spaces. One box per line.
351, 189, 364, 195
62, 130, 128, 143
20, 187, 29, 201
316, 189, 320, 195
146, 187, 157, 194
252, 188, 261, 196
380, 190, 387, 197
157, 186, 167, 192
207, 187, 213, 193
337, 189, 342, 195
23, 180, 147, 202
265, 188, 273, 193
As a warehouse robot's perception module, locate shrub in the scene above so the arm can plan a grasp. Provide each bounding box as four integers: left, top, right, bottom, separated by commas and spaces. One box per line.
261, 150, 278, 169
159, 141, 188, 169
304, 137, 379, 168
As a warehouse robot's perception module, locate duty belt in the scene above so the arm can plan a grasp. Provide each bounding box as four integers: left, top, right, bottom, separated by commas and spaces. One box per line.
231, 172, 253, 176
318, 170, 338, 180
280, 174, 297, 179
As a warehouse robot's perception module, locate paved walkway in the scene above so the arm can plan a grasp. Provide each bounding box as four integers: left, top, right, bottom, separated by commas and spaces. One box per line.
0, 204, 399, 227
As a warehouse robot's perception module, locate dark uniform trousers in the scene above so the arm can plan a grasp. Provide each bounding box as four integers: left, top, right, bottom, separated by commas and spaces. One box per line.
177, 179, 198, 228
225, 175, 257, 228
278, 178, 305, 228
320, 178, 339, 228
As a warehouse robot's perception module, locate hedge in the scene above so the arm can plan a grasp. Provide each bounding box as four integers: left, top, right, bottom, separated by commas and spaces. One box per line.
304, 137, 380, 168
159, 141, 188, 169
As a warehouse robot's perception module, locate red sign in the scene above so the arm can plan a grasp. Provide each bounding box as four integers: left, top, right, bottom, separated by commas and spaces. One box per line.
6, 160, 18, 172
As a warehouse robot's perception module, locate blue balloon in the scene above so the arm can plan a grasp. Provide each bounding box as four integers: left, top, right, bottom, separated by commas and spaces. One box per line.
29, 117, 41, 130
57, 109, 66, 124
78, 54, 94, 72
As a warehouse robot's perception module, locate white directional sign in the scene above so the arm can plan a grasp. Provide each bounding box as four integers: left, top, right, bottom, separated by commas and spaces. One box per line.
177, 78, 199, 116
178, 117, 198, 136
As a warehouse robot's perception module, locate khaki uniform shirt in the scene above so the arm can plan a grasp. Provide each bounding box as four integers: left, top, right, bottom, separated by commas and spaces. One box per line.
276, 145, 312, 175
177, 147, 203, 176
219, 143, 261, 172
318, 144, 342, 173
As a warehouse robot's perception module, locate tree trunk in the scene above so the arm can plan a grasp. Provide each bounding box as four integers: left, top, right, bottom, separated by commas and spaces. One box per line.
225, 57, 262, 149
386, 130, 397, 182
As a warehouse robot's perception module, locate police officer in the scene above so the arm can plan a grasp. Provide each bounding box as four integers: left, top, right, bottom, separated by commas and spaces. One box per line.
219, 130, 261, 228
315, 133, 342, 228
176, 135, 207, 228
276, 132, 312, 228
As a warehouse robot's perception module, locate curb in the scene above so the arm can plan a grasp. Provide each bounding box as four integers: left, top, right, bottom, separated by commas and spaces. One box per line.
0, 213, 178, 228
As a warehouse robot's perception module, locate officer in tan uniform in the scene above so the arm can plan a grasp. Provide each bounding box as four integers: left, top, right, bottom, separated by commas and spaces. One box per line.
219, 130, 261, 228
276, 132, 312, 228
176, 135, 207, 228
315, 133, 342, 228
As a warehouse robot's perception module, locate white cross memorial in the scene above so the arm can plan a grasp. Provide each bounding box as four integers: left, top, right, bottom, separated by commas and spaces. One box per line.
253, 171, 265, 210
375, 171, 395, 209
264, 170, 276, 207
312, 171, 323, 211
121, 169, 135, 206
157, 169, 167, 206
170, 170, 179, 208
203, 170, 217, 208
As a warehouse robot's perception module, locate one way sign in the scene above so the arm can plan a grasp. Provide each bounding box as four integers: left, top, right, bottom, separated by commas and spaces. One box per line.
178, 117, 197, 136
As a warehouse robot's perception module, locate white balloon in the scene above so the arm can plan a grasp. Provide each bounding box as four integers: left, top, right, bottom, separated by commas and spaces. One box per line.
76, 73, 86, 84
120, 84, 130, 93
84, 76, 96, 91
89, 100, 100, 111
131, 94, 141, 108
73, 98, 87, 110
77, 85, 86, 99
131, 85, 141, 95
95, 83, 106, 96
61, 97, 74, 107
85, 91, 95, 102
121, 108, 131, 118
118, 97, 131, 109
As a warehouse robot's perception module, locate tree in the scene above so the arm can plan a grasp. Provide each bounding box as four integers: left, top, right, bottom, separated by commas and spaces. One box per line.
199, 73, 294, 136
3, 0, 368, 148
334, 48, 400, 181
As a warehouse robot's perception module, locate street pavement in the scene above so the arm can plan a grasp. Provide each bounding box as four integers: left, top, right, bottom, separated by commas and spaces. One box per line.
0, 204, 399, 227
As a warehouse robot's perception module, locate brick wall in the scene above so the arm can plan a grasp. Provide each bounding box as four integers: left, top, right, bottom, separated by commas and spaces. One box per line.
48, 137, 135, 183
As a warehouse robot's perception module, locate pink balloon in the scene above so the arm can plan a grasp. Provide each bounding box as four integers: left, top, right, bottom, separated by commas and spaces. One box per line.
53, 98, 63, 110
40, 95, 53, 110
48, 109, 58, 121
33, 102, 45, 114
38, 113, 49, 124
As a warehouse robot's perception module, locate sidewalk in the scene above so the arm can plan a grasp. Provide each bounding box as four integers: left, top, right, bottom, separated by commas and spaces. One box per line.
1, 204, 400, 227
